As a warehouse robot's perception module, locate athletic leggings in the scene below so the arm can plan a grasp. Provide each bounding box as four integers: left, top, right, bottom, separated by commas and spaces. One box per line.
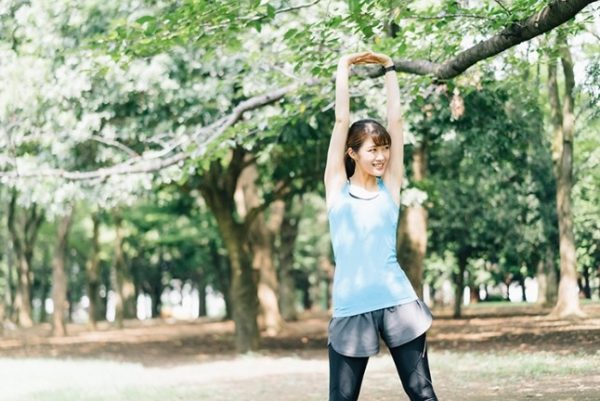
329, 333, 437, 401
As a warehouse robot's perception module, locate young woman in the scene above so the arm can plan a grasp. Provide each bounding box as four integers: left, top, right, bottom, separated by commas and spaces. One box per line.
324, 52, 438, 401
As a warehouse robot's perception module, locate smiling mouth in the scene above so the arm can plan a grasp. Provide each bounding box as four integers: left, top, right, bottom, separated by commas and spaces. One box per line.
373, 163, 385, 168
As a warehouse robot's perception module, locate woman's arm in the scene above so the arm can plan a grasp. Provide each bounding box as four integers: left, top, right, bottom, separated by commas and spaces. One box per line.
324, 52, 371, 209
366, 53, 404, 206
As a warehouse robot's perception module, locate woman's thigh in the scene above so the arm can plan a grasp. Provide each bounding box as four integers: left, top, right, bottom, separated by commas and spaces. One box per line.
328, 345, 369, 401
388, 334, 437, 401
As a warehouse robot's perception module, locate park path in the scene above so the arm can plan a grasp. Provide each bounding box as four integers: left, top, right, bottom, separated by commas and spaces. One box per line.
1, 303, 599, 400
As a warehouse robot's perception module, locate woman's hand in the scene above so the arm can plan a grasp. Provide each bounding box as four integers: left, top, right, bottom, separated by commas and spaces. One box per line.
339, 51, 393, 68
361, 52, 394, 67
339, 52, 374, 67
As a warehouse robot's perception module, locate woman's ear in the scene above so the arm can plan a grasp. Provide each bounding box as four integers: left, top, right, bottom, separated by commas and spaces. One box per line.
347, 148, 356, 161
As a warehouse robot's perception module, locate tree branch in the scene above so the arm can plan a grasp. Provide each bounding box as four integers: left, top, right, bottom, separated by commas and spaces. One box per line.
243, 180, 292, 231
90, 135, 139, 157
389, 0, 597, 79
493, 0, 512, 16
1, 83, 299, 181
402, 13, 489, 21
1, 0, 595, 181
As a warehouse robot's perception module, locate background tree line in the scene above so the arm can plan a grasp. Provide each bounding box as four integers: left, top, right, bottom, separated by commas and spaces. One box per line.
0, 0, 598, 352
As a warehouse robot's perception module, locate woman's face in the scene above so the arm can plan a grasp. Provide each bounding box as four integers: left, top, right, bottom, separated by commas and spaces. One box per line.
349, 136, 390, 177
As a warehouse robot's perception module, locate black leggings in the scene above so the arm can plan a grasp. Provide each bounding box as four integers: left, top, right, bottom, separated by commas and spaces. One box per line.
329, 333, 437, 401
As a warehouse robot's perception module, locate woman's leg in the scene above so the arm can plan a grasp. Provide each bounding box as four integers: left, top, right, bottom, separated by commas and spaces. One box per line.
329, 345, 369, 401
388, 334, 437, 401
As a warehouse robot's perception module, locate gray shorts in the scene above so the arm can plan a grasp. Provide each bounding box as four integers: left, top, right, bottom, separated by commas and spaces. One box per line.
328, 299, 433, 357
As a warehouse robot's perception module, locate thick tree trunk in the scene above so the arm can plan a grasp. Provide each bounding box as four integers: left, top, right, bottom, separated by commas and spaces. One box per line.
235, 162, 284, 336
277, 198, 300, 321
51, 208, 74, 336
7, 192, 43, 327
199, 148, 261, 352
547, 37, 585, 318
86, 213, 101, 328
397, 143, 428, 298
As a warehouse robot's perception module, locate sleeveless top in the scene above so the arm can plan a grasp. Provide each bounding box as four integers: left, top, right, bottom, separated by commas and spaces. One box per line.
327, 176, 418, 317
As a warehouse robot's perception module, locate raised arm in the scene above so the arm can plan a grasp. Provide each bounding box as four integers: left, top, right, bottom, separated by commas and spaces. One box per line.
368, 53, 404, 205
324, 52, 371, 209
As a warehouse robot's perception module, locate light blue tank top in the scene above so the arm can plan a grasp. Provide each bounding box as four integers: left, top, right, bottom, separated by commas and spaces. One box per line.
328, 176, 417, 317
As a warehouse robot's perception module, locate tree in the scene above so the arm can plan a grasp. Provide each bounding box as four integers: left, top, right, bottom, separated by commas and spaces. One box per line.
1, 0, 597, 351
546, 33, 586, 317
51, 206, 75, 336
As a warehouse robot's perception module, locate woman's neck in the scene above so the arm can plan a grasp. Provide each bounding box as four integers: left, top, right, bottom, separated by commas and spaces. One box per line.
349, 170, 378, 192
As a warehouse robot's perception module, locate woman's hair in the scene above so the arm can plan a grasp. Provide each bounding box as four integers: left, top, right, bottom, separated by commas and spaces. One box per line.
344, 119, 392, 178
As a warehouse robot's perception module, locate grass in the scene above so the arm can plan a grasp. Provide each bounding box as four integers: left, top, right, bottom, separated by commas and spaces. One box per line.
3, 350, 599, 401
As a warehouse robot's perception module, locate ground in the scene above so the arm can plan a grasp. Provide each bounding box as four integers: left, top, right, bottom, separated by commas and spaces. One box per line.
1, 302, 599, 401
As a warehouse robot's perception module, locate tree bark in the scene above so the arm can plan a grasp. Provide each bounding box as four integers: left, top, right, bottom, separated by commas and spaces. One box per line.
453, 251, 468, 318
7, 191, 43, 327
197, 280, 207, 317
86, 213, 101, 328
51, 208, 74, 337
4, 239, 15, 325
199, 147, 260, 352
545, 246, 559, 307
547, 37, 585, 318
236, 161, 284, 336
209, 240, 231, 319
111, 211, 136, 328
278, 197, 301, 321
581, 267, 591, 299
536, 257, 548, 306
397, 143, 428, 298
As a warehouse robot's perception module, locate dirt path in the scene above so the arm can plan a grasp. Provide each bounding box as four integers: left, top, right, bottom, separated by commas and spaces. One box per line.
1, 303, 599, 400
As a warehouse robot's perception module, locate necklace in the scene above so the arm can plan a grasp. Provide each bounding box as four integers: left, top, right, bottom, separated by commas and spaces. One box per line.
348, 178, 380, 200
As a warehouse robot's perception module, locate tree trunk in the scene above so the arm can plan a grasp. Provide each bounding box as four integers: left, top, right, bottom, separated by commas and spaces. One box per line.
397, 143, 428, 298
277, 197, 301, 321
51, 207, 74, 336
209, 241, 231, 319
7, 191, 43, 327
38, 248, 51, 323
235, 162, 284, 336
545, 245, 559, 306
547, 37, 585, 318
453, 252, 467, 318
4, 239, 15, 325
150, 267, 163, 319
519, 276, 527, 302
111, 211, 136, 328
199, 148, 260, 352
581, 267, 591, 299
198, 280, 207, 317
536, 258, 548, 305
86, 213, 101, 329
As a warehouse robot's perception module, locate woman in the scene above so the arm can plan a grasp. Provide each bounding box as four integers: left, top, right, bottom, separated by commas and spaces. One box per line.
324, 52, 438, 401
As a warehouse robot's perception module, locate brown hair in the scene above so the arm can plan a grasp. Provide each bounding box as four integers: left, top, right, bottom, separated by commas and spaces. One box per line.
344, 119, 391, 178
